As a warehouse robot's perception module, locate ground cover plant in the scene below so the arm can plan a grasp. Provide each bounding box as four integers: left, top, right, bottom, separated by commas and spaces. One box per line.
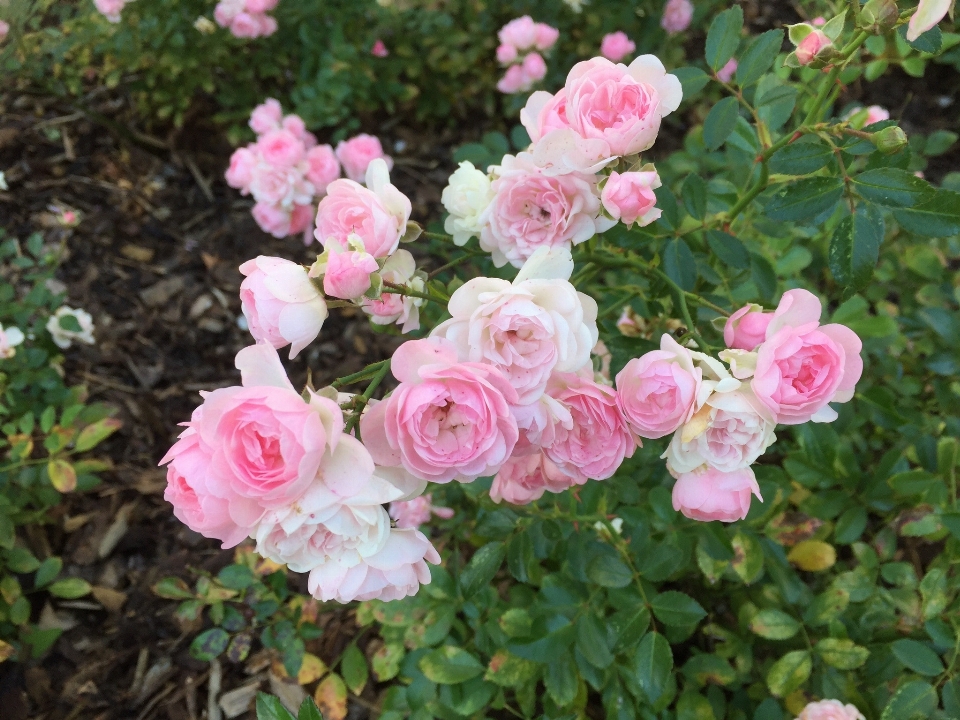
1, 0, 960, 719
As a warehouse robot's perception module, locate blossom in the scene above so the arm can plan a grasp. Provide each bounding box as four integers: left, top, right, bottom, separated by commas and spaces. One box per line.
305, 144, 341, 195
318, 238, 380, 300
432, 247, 598, 404
441, 161, 493, 246
522, 52, 547, 84
249, 162, 314, 209
795, 699, 866, 720
543, 372, 635, 482
601, 170, 661, 227
47, 307, 95, 349
617, 306, 645, 337
314, 159, 411, 258
0, 20, 10, 42
752, 289, 863, 424
672, 466, 762, 522
534, 24, 559, 51
94, 0, 127, 23
226, 147, 257, 191
250, 99, 283, 134
389, 495, 454, 529
615, 334, 703, 439
496, 43, 518, 64
245, 0, 279, 12
258, 129, 306, 168
498, 66, 529, 94
661, 0, 693, 34
724, 303, 772, 351
239, 256, 328, 358
371, 39, 389, 57
717, 58, 737, 83
480, 153, 610, 268
360, 337, 519, 484
498, 16, 538, 50
360, 250, 424, 333
795, 29, 832, 65
335, 134, 393, 184
490, 453, 574, 505
600, 32, 636, 62
908, 0, 952, 41
0, 324, 25, 359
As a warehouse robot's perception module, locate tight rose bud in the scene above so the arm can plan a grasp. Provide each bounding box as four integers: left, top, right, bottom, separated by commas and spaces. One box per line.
860, 0, 899, 34
795, 30, 832, 65
872, 125, 908, 155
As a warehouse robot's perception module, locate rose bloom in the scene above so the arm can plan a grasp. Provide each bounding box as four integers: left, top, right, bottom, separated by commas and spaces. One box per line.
389, 495, 455, 529
47, 306, 95, 349
249, 98, 283, 134
320, 239, 379, 300
245, 0, 278, 13
616, 333, 702, 439
534, 23, 559, 51
864, 105, 890, 126
225, 146, 257, 192
371, 39, 389, 57
498, 65, 529, 94
160, 343, 339, 540
543, 371, 636, 483
281, 115, 315, 147
442, 161, 493, 246
305, 144, 341, 195
0, 324, 25, 359
335, 134, 393, 184
360, 337, 519, 484
251, 202, 297, 238
661, 0, 693, 34
752, 289, 862, 425
795, 699, 866, 720
229, 12, 262, 38
239, 256, 328, 358
257, 129, 306, 168
95, 0, 126, 23
664, 390, 776, 475
496, 43, 518, 65
314, 159, 411, 257
480, 153, 610, 268
672, 466, 762, 522
490, 453, 574, 505
288, 204, 314, 238
0, 20, 9, 42
499, 16, 538, 50
432, 247, 598, 405
600, 32, 636, 62
795, 29, 831, 65
601, 170, 661, 227
724, 303, 772, 351
360, 250, 424, 333
249, 162, 314, 209
522, 52, 547, 84
908, 0, 952, 40
717, 58, 737, 83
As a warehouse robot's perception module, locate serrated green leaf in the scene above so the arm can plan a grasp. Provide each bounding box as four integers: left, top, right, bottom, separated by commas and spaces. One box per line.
189, 628, 229, 662
765, 177, 844, 222
750, 609, 801, 640
735, 30, 784, 86
816, 638, 870, 669
631, 632, 673, 707
458, 541, 504, 599
829, 204, 884, 289
419, 646, 484, 684
766, 650, 811, 697
891, 638, 944, 675
256, 692, 297, 720
705, 6, 744, 71
769, 137, 834, 176
703, 97, 740, 151
651, 591, 706, 627
854, 169, 935, 208
880, 680, 938, 720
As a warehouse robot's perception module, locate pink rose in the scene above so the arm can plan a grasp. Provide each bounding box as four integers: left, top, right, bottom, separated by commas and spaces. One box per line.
717, 58, 737, 83
225, 146, 257, 192
281, 115, 313, 146
601, 170, 661, 227
389, 495, 454, 529
672, 466, 762, 522
288, 203, 314, 237
908, 0, 952, 40
724, 303, 772, 351
250, 98, 283, 134
661, 0, 693, 34
480, 153, 609, 268
305, 144, 341, 195
244, 0, 278, 12
360, 250, 424, 333
520, 90, 571, 143
812, 16, 826, 25
360, 337, 519, 484
249, 163, 313, 208
371, 39, 389, 57
616, 333, 703, 439
497, 65, 528, 94
335, 134, 393, 184
314, 159, 411, 257
496, 43, 518, 65
321, 241, 379, 300
865, 105, 890, 126
255, 14, 278, 37
796, 699, 866, 720
257, 129, 305, 168
534, 23, 559, 51
229, 12, 261, 38
0, 20, 10, 42
239, 256, 328, 358
94, 0, 126, 22
600, 32, 636, 62
490, 453, 574, 505
543, 372, 636, 482
522, 52, 547, 84
752, 289, 863, 425
215, 0, 245, 27
251, 202, 293, 238
795, 30, 831, 65
499, 16, 538, 50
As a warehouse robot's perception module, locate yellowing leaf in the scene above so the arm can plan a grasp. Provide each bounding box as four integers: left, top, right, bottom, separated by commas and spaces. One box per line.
298, 652, 328, 685
785, 690, 810, 716
0, 640, 14, 663
787, 540, 837, 571
48, 459, 78, 493
314, 673, 348, 720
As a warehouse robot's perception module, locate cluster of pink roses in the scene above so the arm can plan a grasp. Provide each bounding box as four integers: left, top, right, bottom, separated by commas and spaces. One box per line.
617, 289, 862, 522
443, 55, 680, 268
214, 0, 279, 39
495, 16, 558, 94
94, 0, 131, 23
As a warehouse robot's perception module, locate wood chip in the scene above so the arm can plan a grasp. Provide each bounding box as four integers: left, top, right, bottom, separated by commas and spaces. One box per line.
268, 673, 307, 714
207, 659, 222, 720
121, 244, 155, 263
217, 681, 261, 719
188, 295, 214, 319
91, 586, 127, 613
133, 656, 173, 707
64, 513, 95, 533
98, 501, 136, 559
139, 276, 186, 307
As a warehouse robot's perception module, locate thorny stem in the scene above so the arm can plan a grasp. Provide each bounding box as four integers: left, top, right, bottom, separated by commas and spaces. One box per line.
331, 359, 390, 389
344, 360, 391, 435
382, 280, 449, 304
421, 230, 456, 243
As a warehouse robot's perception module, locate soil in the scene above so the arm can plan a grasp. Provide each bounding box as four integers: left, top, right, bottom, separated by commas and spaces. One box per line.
0, 13, 958, 719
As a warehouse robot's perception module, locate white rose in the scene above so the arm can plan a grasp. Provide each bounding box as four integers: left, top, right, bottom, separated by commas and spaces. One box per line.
441, 161, 492, 246
46, 307, 95, 349
663, 389, 776, 475
0, 324, 25, 359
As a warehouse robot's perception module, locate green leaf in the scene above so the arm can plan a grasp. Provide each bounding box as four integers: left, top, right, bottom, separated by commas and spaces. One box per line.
816, 638, 870, 669
880, 680, 938, 720
0, 515, 14, 550
458, 541, 504, 599
828, 204, 884, 290
749, 609, 801, 640
891, 638, 944, 676
735, 30, 784, 86
58, 314, 83, 333
419, 646, 485, 684
764, 177, 844, 222
34, 557, 63, 589
766, 650, 812, 697
769, 137, 834, 176
74, 418, 121, 453
510, 124, 531, 150
853, 168, 935, 208
924, 130, 957, 156
750, 253, 777, 301
673, 67, 710, 98
662, 238, 698, 292
651, 591, 706, 627
575, 614, 613, 669
189, 628, 229, 662
586, 546, 633, 588
681, 174, 708, 220
676, 692, 716, 720
703, 97, 740, 151
893, 189, 960, 237
707, 230, 750, 270
297, 699, 323, 720
153, 577, 194, 600
341, 643, 369, 695
545, 653, 578, 707
632, 632, 673, 707
834, 506, 868, 544
48, 578, 91, 599
255, 692, 297, 720
611, 605, 651, 653
217, 564, 255, 590
900, 23, 942, 53
5, 547, 40, 573
682, 654, 736, 686
506, 532, 533, 583
705, 6, 744, 71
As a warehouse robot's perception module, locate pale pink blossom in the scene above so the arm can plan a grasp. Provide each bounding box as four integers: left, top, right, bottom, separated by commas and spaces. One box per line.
371, 39, 389, 57
321, 240, 379, 300
752, 289, 863, 424
812, 16, 826, 25
724, 303, 772, 351
335, 134, 393, 184
908, 0, 952, 40
389, 495, 454, 529
94, 0, 127, 23
522, 52, 547, 84
215, 0, 245, 27
498, 65, 529, 94
795, 30, 831, 65
490, 453, 574, 505
496, 43, 518, 65
281, 115, 315, 147
225, 147, 257, 191
717, 58, 737, 83
245, 0, 278, 13
314, 159, 411, 257
795, 699, 866, 720
672, 466, 762, 522
499, 16, 538, 50
360, 337, 519, 484
0, 20, 10, 42
239, 256, 328, 358
305, 144, 341, 195
661, 0, 693, 34
229, 12, 261, 38
360, 250, 424, 333
865, 105, 890, 126
0, 324, 25, 359
249, 161, 314, 209
288, 204, 314, 237
250, 98, 283, 134
252, 202, 293, 238
600, 32, 636, 62
257, 129, 306, 168
534, 23, 559, 51
601, 170, 661, 227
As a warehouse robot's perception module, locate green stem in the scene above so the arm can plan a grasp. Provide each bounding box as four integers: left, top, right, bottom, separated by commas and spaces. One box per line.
428, 253, 475, 279
382, 281, 449, 304
421, 231, 456, 243
344, 361, 391, 434
331, 359, 390, 389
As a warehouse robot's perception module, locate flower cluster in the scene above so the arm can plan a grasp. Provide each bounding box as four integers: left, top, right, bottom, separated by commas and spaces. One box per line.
495, 16, 558, 94
661, 0, 693, 34
94, 0, 131, 23
617, 289, 862, 522
214, 0, 279, 39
